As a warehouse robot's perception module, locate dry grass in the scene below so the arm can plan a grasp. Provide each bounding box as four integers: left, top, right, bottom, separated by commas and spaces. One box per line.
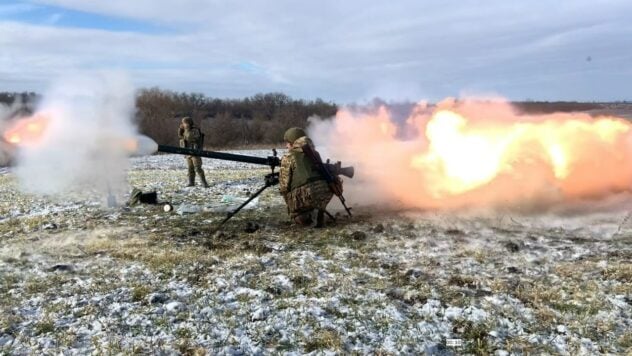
2, 162, 632, 354
304, 329, 343, 352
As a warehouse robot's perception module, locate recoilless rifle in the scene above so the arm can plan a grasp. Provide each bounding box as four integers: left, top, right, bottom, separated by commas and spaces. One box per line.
156, 144, 354, 228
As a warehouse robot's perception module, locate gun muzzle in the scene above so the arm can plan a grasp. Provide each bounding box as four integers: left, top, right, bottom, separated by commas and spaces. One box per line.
325, 162, 354, 179
339, 166, 354, 179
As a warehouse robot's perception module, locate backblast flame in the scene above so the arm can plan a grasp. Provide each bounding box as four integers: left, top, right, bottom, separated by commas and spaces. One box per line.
316, 99, 632, 209
2, 112, 158, 156
3, 114, 51, 146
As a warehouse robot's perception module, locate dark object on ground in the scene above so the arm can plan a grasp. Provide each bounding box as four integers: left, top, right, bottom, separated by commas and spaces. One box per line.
42, 222, 58, 230
372, 224, 385, 233
445, 228, 464, 235
47, 264, 74, 272
128, 188, 165, 206
244, 222, 260, 233
506, 266, 520, 274
139, 191, 158, 204
148, 293, 168, 305
505, 241, 521, 253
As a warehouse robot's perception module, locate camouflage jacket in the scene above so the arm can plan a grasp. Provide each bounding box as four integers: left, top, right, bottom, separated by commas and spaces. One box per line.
279, 136, 324, 195
179, 126, 203, 150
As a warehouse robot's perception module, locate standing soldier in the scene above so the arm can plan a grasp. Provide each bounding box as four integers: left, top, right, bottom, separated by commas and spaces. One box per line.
279, 127, 335, 227
178, 117, 209, 188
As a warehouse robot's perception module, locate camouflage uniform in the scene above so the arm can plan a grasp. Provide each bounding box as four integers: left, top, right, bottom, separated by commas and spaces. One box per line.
178, 117, 209, 187
279, 133, 333, 226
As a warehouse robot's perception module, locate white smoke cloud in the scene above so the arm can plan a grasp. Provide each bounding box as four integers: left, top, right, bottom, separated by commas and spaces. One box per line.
12, 72, 138, 203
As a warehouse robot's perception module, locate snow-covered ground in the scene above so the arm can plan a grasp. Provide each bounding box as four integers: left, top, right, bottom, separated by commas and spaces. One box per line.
1, 153, 631, 355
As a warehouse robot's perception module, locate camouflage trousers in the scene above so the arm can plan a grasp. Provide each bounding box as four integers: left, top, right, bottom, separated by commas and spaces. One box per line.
283, 180, 333, 219
186, 156, 204, 175
186, 156, 208, 187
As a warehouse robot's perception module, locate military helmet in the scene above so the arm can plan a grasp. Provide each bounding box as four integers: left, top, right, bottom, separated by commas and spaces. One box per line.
181, 117, 193, 125
283, 127, 306, 143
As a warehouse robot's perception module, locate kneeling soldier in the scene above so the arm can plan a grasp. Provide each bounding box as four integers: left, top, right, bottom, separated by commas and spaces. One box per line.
279, 127, 333, 227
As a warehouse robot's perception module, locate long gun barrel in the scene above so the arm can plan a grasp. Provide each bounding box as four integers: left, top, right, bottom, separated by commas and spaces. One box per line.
157, 144, 281, 169
156, 144, 354, 180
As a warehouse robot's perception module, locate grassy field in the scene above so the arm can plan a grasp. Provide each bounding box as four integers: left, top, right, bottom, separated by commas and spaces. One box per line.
1, 155, 631, 355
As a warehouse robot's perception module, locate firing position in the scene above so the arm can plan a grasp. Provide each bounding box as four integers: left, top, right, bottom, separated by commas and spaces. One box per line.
279, 127, 340, 227
178, 117, 209, 188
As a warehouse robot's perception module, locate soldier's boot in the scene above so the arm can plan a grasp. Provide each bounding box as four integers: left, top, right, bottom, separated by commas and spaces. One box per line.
294, 212, 313, 226
187, 167, 195, 187
198, 170, 210, 188
315, 209, 325, 228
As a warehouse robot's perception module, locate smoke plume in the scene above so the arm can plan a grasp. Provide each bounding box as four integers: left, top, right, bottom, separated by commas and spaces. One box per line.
0, 98, 30, 166
9, 72, 139, 202
309, 98, 632, 211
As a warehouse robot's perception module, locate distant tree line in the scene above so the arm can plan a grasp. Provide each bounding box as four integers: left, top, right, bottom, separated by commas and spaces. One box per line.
2, 90, 631, 148
0, 89, 338, 148
0, 92, 40, 105
512, 101, 605, 114
0, 92, 40, 118
135, 88, 338, 148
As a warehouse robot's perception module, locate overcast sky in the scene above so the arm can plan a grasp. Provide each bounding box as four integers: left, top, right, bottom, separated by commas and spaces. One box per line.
1, 0, 631, 103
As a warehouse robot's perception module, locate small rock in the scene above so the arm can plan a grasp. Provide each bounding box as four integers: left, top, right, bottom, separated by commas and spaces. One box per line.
556, 325, 567, 334
349, 231, 367, 240
506, 266, 520, 274
47, 264, 74, 272
504, 241, 520, 253
372, 223, 385, 233
148, 293, 168, 305
165, 301, 185, 314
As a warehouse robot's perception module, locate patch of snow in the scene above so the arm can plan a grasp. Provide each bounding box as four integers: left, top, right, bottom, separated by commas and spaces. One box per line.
165, 301, 185, 314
